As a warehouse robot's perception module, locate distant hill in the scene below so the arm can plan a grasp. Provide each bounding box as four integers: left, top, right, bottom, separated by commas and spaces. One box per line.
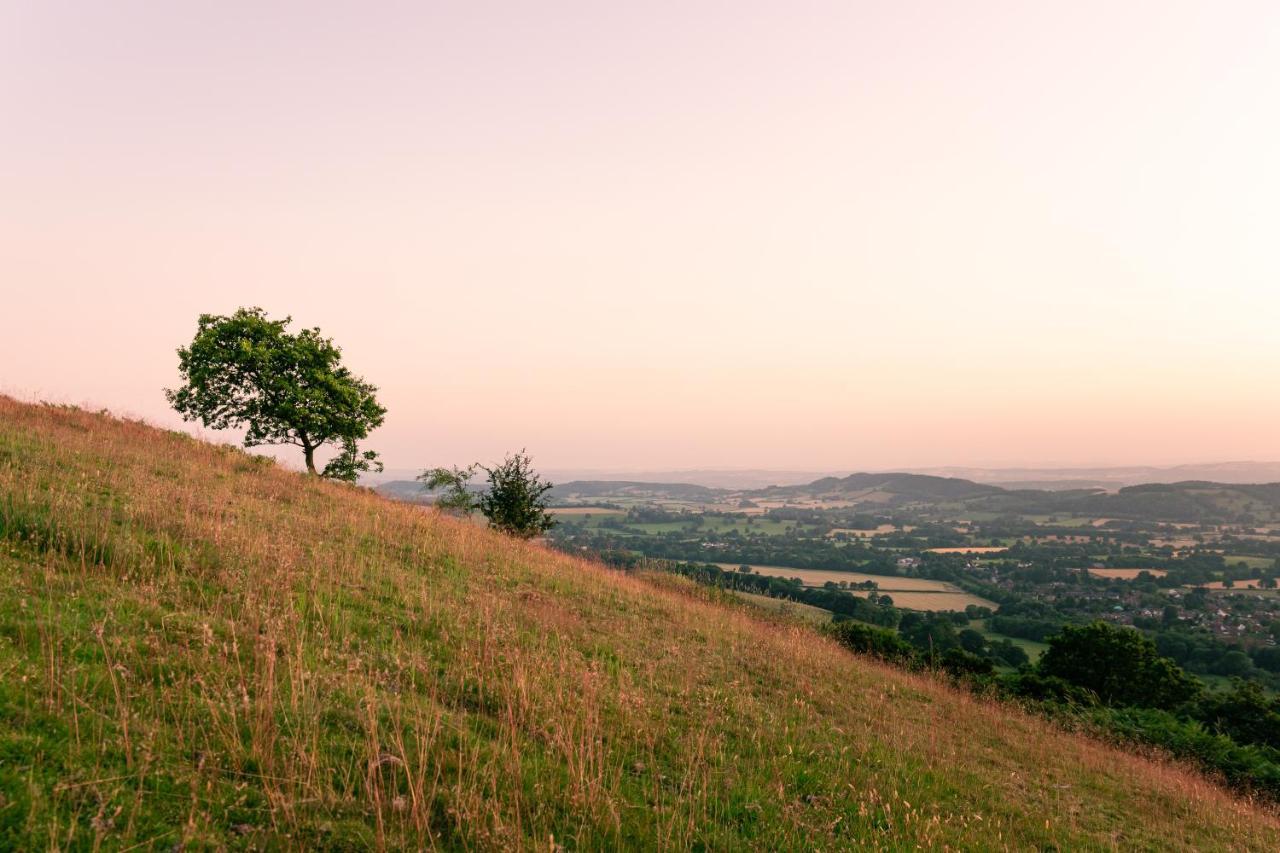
902, 461, 1280, 489
758, 472, 1004, 502
1072, 481, 1280, 525
3, 396, 1276, 847
744, 471, 1280, 525
375, 478, 431, 502
549, 480, 722, 503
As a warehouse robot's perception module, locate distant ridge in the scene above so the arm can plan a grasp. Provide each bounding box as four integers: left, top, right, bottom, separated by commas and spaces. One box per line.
899, 461, 1280, 490
372, 462, 1280, 492
759, 472, 1004, 501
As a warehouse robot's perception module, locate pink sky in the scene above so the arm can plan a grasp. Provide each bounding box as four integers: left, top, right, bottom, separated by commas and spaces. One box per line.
3, 1, 1280, 472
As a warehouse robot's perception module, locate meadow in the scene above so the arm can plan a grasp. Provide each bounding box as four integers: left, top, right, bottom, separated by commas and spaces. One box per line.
2, 397, 1278, 849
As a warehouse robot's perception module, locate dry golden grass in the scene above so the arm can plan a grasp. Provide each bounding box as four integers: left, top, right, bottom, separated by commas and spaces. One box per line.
714, 564, 964, 592
547, 506, 624, 516
1201, 579, 1265, 589
1, 396, 1278, 849
1089, 568, 1171, 580
867, 591, 997, 612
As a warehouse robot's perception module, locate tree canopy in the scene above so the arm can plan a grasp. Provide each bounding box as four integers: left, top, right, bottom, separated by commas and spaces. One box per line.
166, 307, 385, 480
1039, 621, 1200, 709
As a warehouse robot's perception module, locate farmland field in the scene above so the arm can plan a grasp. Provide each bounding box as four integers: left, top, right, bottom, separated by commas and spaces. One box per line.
1025, 516, 1100, 527
549, 506, 624, 516
717, 564, 997, 611
878, 591, 998, 611
717, 564, 959, 590
1088, 568, 1170, 579
826, 524, 903, 538
1201, 579, 1267, 590
926, 546, 1008, 554
1221, 555, 1276, 570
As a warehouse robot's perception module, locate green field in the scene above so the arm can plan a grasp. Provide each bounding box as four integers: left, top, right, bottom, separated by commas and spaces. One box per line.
971, 620, 1049, 662
1221, 555, 1277, 570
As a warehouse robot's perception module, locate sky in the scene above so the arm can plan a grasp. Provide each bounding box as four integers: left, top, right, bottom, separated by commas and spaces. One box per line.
3, 1, 1280, 473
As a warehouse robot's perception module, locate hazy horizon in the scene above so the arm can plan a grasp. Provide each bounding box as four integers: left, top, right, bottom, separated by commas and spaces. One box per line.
5, 1, 1280, 472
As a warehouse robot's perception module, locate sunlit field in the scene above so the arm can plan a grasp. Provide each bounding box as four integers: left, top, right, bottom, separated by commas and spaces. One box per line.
1089, 568, 1171, 579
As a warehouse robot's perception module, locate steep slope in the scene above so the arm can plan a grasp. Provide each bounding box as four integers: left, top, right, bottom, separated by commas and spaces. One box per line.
0, 398, 1277, 849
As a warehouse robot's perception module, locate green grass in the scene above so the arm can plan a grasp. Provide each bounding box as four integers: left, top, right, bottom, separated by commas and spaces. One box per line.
1, 397, 1278, 849
1221, 555, 1276, 570
971, 620, 1050, 662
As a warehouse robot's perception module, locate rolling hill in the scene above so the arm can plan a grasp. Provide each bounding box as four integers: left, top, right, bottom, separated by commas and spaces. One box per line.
760, 472, 1006, 502
755, 473, 1280, 525
2, 397, 1277, 848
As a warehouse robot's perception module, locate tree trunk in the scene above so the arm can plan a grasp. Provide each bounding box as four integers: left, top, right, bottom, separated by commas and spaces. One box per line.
303, 444, 318, 475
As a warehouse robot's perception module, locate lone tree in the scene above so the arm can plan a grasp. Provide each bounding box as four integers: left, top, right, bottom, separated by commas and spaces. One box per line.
166, 307, 386, 480
420, 451, 555, 538
417, 464, 480, 514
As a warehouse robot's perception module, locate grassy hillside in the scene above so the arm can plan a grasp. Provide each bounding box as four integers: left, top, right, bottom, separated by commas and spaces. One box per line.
1, 398, 1278, 850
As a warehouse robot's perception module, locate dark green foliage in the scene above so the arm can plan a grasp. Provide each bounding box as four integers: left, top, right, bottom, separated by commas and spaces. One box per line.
1000, 671, 1098, 707
988, 638, 1030, 668
990, 614, 1064, 643
322, 437, 385, 482
477, 452, 556, 539
1253, 646, 1280, 673
826, 621, 917, 665
1039, 621, 1201, 710
939, 648, 995, 679
166, 307, 385, 479
828, 622, 994, 680
898, 611, 960, 658
958, 628, 987, 654
1093, 705, 1280, 798
1195, 681, 1280, 750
